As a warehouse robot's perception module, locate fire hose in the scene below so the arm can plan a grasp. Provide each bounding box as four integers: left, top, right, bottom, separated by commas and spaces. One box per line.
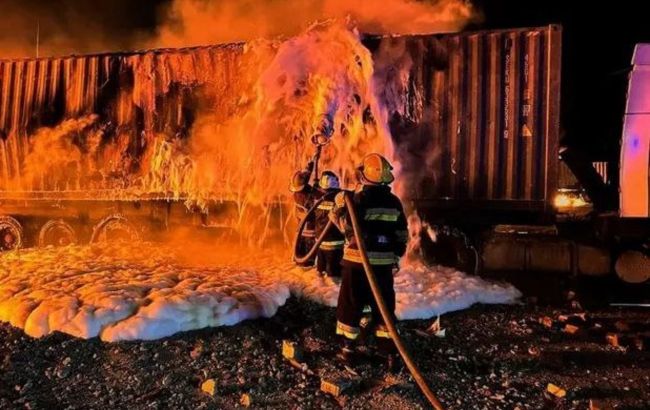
293, 192, 445, 410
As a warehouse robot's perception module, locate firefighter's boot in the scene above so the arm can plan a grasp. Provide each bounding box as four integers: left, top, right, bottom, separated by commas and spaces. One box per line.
335, 338, 363, 366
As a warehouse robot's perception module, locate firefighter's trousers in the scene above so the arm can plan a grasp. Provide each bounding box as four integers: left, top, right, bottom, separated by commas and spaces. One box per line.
335, 261, 396, 355
296, 235, 316, 267
316, 248, 343, 277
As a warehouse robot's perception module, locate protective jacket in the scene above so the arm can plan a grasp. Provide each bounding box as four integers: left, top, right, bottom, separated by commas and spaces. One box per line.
331, 185, 408, 266
294, 186, 316, 238
314, 188, 345, 249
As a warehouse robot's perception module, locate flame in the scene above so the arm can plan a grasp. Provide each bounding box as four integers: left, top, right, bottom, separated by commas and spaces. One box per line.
2, 2, 475, 247
182, 21, 392, 205
155, 0, 475, 47
4, 21, 396, 242
21, 115, 100, 192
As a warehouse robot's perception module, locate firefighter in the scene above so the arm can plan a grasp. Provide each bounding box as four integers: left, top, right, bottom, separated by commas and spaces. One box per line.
329, 153, 409, 370
290, 161, 317, 267
313, 170, 344, 277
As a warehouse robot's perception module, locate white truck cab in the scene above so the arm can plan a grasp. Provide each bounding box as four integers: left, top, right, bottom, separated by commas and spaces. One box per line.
621, 44, 650, 217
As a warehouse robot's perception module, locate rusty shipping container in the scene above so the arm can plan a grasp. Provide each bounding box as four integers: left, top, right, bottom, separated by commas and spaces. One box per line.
0, 42, 248, 198
374, 25, 562, 212
0, 26, 562, 210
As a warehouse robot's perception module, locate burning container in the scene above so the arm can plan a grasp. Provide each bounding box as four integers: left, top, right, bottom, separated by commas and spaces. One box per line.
6, 24, 643, 284
0, 41, 254, 248
0, 25, 564, 252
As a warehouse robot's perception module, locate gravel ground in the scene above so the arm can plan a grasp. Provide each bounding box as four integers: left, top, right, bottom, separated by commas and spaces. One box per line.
1, 291, 649, 410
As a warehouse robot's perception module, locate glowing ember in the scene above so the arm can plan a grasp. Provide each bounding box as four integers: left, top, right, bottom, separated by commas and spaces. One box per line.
0, 242, 519, 341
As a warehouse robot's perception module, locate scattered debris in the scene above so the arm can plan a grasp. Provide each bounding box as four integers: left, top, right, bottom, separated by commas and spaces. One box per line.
528, 346, 540, 356
240, 393, 252, 407
200, 379, 217, 397
282, 340, 304, 362
574, 313, 587, 321
589, 399, 613, 410
546, 383, 566, 399
344, 366, 359, 377
535, 311, 650, 353
427, 315, 446, 338
606, 333, 620, 348
539, 316, 554, 329
320, 378, 353, 397
189, 343, 204, 360
1, 299, 649, 409
286, 358, 314, 376
558, 313, 587, 323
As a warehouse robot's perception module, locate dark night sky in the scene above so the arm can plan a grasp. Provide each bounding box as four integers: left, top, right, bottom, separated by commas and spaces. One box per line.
2, 0, 648, 159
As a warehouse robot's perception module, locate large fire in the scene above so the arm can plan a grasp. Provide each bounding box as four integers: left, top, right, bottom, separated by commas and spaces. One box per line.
0, 3, 521, 344
1, 19, 433, 241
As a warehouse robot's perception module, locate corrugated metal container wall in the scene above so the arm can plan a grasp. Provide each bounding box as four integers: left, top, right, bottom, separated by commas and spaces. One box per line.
0, 44, 246, 193
0, 56, 106, 184
382, 25, 562, 209
0, 26, 561, 208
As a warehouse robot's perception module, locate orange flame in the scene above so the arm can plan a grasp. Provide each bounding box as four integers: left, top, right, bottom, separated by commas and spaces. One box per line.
155, 0, 476, 47
2, 2, 475, 245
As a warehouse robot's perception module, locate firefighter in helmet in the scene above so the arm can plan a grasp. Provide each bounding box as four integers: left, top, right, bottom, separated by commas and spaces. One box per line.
313, 170, 344, 277
290, 160, 317, 267
329, 153, 408, 369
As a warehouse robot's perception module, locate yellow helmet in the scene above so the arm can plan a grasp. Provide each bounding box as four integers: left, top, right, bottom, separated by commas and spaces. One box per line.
357, 153, 394, 185
289, 171, 310, 192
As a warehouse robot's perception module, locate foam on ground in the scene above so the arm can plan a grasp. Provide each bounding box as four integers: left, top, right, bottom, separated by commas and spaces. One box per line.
0, 242, 520, 341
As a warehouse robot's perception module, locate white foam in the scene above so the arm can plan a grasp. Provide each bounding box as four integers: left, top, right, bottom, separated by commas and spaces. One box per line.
0, 243, 519, 342
393, 261, 521, 320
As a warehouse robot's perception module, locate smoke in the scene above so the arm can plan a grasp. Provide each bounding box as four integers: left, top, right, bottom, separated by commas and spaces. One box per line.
1, 0, 475, 59
153, 0, 476, 47
1, 0, 476, 250
0, 0, 160, 59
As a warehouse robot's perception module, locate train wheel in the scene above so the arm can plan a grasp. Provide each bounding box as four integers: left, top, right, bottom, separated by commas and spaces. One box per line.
38, 219, 77, 247
0, 216, 23, 251
90, 214, 140, 244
